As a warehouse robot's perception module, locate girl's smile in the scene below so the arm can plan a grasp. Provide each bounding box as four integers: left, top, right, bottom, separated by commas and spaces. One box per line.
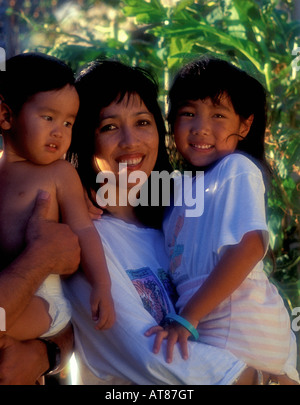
174, 95, 253, 167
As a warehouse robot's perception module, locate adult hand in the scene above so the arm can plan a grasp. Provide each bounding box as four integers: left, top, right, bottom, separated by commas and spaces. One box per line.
0, 334, 47, 385
25, 190, 81, 276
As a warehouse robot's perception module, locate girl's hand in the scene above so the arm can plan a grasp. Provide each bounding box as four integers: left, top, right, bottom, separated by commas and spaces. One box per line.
145, 323, 191, 363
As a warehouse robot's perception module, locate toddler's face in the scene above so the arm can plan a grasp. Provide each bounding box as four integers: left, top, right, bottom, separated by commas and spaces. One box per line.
173, 94, 253, 167
10, 84, 79, 165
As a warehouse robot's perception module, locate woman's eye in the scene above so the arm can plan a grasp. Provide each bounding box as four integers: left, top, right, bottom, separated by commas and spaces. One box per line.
137, 119, 150, 126
100, 124, 117, 132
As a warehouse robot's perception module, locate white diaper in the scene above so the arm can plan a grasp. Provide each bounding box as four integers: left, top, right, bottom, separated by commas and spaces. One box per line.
35, 274, 72, 337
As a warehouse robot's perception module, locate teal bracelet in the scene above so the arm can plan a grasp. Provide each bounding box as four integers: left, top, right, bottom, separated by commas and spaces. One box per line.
164, 314, 199, 341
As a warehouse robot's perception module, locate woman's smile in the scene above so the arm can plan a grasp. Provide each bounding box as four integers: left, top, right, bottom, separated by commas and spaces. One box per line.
94, 93, 159, 196
116, 153, 145, 171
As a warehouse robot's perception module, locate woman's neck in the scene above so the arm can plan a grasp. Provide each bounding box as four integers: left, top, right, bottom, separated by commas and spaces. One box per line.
105, 204, 141, 226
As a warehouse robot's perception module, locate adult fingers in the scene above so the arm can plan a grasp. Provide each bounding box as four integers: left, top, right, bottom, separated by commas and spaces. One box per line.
31, 190, 51, 220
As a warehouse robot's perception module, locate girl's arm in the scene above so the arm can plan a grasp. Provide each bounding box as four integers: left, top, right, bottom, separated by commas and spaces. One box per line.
180, 230, 265, 326
148, 230, 265, 362
54, 160, 115, 329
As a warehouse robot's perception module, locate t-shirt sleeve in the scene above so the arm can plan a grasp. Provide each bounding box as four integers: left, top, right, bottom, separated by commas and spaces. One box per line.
212, 161, 269, 255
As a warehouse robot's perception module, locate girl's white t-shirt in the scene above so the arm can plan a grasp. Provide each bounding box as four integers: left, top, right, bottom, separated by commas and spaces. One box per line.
163, 153, 298, 379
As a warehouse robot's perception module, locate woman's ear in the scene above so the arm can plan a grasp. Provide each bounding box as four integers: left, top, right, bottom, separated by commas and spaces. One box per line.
240, 114, 254, 138
0, 96, 12, 131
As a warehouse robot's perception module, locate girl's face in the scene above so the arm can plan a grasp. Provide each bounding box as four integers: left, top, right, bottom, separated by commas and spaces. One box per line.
8, 84, 79, 165
94, 93, 159, 196
174, 94, 253, 167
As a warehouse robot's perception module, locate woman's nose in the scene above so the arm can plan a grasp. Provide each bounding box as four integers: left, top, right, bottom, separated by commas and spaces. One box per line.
119, 125, 139, 148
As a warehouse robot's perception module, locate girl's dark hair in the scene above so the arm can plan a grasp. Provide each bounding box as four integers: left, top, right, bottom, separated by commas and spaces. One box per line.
67, 59, 172, 228
0, 52, 75, 115
168, 56, 270, 177
169, 56, 276, 271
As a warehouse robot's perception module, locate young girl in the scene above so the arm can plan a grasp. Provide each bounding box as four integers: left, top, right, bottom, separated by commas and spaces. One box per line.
146, 56, 299, 383
0, 52, 115, 340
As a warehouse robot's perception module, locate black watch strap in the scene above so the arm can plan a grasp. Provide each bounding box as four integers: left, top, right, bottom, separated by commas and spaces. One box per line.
37, 338, 61, 375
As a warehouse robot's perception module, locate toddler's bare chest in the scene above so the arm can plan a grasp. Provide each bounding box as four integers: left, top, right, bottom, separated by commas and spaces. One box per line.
0, 168, 58, 265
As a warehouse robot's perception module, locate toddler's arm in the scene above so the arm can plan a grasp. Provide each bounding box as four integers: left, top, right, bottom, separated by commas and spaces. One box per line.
75, 224, 115, 329
55, 160, 115, 329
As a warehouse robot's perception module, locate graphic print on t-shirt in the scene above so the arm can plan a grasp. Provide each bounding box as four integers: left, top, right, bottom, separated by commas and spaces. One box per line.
126, 267, 172, 325
168, 215, 184, 273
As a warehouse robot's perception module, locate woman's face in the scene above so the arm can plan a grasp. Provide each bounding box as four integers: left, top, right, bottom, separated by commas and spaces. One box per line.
94, 93, 159, 197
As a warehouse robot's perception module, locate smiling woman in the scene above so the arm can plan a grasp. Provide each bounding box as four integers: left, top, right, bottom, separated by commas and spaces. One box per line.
68, 59, 172, 227
94, 93, 159, 192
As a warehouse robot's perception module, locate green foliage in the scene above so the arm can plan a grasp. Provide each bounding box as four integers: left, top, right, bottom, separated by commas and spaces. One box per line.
11, 0, 300, 369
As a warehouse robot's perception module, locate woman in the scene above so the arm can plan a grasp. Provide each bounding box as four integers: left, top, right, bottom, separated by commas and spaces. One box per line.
63, 60, 275, 385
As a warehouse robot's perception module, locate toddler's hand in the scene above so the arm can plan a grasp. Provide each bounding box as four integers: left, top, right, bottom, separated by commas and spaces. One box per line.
90, 287, 115, 330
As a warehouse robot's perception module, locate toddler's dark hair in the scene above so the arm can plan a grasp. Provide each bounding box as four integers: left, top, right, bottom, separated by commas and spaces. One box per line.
0, 52, 75, 115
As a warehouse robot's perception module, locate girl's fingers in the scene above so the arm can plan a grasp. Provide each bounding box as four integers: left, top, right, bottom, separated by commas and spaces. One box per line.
152, 330, 168, 354
144, 325, 164, 336
144, 326, 169, 355
179, 336, 189, 360
166, 332, 178, 363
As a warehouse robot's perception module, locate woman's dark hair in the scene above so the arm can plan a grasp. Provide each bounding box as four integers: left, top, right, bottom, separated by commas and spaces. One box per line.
0, 52, 75, 115
67, 59, 172, 228
168, 56, 270, 176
